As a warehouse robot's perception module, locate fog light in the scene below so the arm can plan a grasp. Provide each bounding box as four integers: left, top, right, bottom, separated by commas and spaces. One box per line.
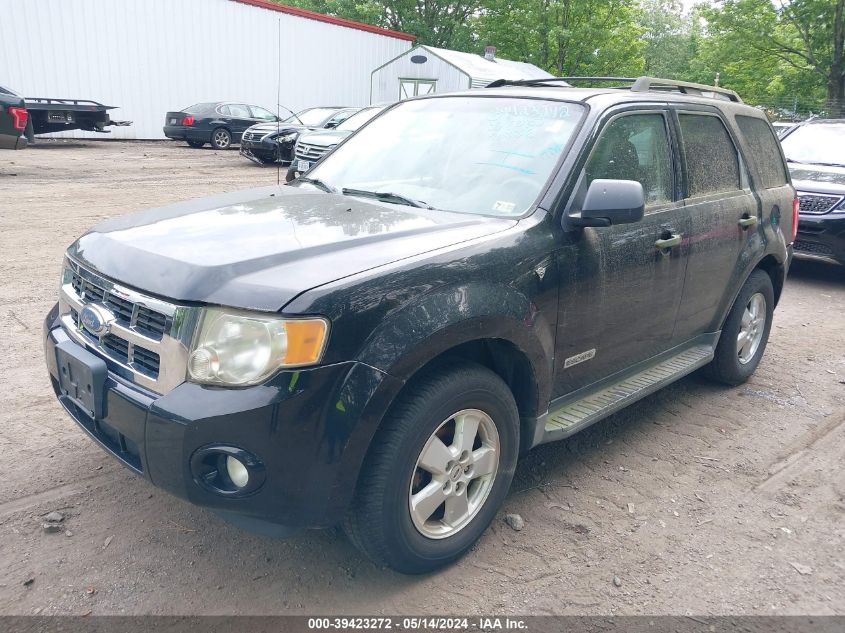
226, 456, 250, 488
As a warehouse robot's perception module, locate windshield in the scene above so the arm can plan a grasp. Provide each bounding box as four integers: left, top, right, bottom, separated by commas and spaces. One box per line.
285, 108, 340, 126
781, 123, 845, 166
306, 97, 584, 216
337, 107, 383, 132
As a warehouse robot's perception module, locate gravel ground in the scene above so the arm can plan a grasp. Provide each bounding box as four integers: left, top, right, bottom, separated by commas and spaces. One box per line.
0, 140, 843, 616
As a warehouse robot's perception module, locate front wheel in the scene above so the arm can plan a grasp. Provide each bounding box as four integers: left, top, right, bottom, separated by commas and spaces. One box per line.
704, 269, 774, 385
210, 127, 232, 150
343, 362, 519, 574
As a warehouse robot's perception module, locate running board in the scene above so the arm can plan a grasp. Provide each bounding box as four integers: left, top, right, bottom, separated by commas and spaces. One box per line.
539, 343, 715, 444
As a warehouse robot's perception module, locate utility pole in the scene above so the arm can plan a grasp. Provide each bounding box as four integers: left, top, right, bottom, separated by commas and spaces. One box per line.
714, 72, 720, 87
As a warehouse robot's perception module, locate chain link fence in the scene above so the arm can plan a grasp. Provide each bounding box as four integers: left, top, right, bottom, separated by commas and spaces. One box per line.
752, 96, 845, 122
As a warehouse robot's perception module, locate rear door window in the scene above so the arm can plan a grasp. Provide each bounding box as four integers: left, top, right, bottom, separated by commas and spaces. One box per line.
227, 104, 251, 118
735, 115, 788, 189
678, 114, 741, 197
584, 112, 674, 208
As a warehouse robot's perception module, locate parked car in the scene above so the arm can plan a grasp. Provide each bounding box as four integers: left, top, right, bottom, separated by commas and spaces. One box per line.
772, 121, 797, 138
286, 105, 386, 181
0, 85, 29, 150
240, 106, 358, 165
45, 77, 795, 574
163, 102, 280, 150
780, 119, 845, 265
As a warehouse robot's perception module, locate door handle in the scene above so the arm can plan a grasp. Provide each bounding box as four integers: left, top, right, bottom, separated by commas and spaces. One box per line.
738, 216, 759, 229
655, 234, 683, 250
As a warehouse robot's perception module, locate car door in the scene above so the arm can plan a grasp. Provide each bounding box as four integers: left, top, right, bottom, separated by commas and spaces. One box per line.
554, 108, 691, 396
224, 103, 254, 140
670, 108, 760, 341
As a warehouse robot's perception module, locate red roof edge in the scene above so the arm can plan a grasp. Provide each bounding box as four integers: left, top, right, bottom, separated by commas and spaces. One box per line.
231, 0, 416, 41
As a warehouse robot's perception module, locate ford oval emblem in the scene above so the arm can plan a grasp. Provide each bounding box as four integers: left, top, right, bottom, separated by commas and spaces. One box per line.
80, 304, 115, 336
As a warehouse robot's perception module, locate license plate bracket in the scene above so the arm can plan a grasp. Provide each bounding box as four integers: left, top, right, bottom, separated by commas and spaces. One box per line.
55, 341, 108, 419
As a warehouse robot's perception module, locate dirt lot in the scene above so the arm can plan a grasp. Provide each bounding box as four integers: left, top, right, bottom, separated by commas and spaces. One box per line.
0, 140, 843, 616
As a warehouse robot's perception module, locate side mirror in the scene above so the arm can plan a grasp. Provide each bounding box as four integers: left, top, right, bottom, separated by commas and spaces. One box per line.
325, 121, 339, 129
569, 179, 645, 228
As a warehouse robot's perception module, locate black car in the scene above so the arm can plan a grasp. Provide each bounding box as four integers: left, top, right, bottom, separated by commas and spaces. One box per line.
45, 77, 795, 574
163, 102, 280, 150
286, 105, 387, 182
780, 119, 845, 265
0, 85, 29, 150
239, 106, 358, 165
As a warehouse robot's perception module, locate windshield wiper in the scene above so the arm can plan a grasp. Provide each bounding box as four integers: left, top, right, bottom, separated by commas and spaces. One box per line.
296, 177, 337, 193
341, 188, 434, 209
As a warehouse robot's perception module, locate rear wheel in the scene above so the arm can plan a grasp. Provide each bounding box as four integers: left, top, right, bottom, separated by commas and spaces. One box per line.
210, 128, 231, 150
187, 140, 205, 148
704, 269, 774, 385
343, 362, 519, 574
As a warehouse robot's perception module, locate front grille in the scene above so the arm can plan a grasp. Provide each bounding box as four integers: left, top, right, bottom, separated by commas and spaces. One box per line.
794, 240, 835, 256
102, 334, 130, 363
59, 259, 191, 395
70, 270, 167, 339
295, 142, 330, 162
242, 131, 264, 142
797, 192, 842, 215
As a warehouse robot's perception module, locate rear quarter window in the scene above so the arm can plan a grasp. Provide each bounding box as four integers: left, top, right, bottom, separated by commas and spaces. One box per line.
735, 115, 788, 189
679, 114, 741, 197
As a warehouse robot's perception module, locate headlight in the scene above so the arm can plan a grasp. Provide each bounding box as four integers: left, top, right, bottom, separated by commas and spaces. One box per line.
187, 308, 329, 386
278, 132, 297, 143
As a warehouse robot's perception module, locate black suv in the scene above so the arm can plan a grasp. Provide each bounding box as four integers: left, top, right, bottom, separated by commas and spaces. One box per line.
44, 77, 795, 574
779, 119, 845, 265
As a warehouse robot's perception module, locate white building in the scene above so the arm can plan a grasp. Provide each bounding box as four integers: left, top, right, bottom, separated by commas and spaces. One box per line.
371, 45, 553, 103
0, 0, 414, 139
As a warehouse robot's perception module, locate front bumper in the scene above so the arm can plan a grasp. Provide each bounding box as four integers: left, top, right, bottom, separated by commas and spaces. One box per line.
240, 135, 296, 163
794, 211, 845, 265
44, 304, 403, 531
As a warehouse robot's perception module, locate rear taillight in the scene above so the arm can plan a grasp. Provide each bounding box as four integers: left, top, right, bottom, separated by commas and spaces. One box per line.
182, 115, 195, 126
791, 196, 799, 242
8, 106, 28, 131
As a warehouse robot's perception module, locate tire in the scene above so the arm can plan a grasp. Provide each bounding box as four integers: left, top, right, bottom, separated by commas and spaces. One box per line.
210, 127, 232, 150
343, 362, 519, 574
186, 140, 205, 148
704, 269, 774, 385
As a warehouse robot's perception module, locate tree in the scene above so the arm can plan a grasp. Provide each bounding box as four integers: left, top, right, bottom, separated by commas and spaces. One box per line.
638, 0, 701, 78
705, 0, 845, 115
276, 0, 482, 49
478, 0, 645, 76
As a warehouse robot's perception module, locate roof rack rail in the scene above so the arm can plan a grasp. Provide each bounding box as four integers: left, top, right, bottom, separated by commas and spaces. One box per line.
486, 75, 742, 103
630, 77, 742, 103
485, 77, 572, 88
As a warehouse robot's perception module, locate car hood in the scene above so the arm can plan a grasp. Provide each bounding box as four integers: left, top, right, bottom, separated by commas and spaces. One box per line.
790, 163, 845, 195
68, 185, 515, 312
299, 129, 351, 148
247, 122, 309, 136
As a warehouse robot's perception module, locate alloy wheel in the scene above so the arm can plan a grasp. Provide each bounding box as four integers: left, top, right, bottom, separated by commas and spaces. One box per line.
408, 408, 499, 539
737, 292, 766, 364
